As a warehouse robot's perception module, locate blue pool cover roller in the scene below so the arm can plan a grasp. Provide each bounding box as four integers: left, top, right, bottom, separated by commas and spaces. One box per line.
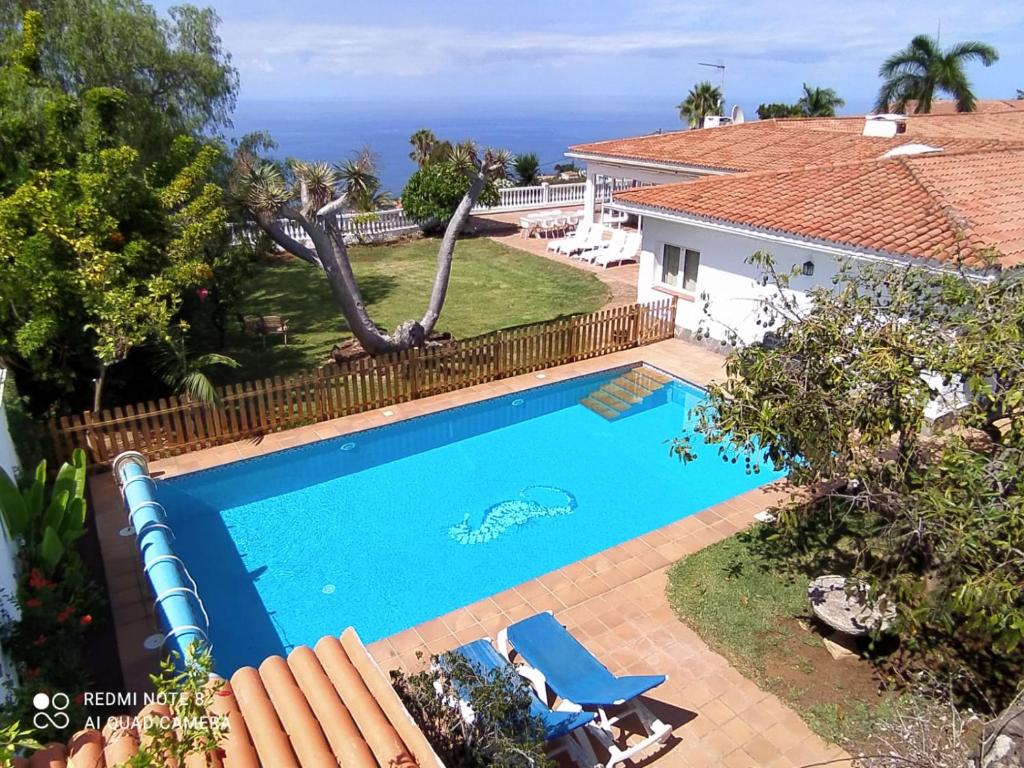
113, 451, 210, 666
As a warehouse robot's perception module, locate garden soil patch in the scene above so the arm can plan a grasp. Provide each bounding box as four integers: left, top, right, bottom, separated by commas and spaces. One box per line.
762, 616, 887, 718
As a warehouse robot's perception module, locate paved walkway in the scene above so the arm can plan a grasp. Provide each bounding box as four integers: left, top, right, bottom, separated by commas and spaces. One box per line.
91, 338, 848, 767
472, 209, 639, 309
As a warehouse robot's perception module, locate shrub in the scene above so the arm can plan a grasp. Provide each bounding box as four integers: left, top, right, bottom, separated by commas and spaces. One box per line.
391, 651, 552, 767
401, 161, 499, 233
678, 252, 1024, 709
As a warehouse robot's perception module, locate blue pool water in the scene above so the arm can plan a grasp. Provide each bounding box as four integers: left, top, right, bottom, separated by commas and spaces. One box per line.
158, 367, 781, 673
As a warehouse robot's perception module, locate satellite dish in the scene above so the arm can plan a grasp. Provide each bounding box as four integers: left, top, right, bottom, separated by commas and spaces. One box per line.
731, 105, 745, 124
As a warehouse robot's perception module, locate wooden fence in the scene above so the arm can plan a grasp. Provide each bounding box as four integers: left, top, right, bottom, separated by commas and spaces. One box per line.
48, 299, 677, 465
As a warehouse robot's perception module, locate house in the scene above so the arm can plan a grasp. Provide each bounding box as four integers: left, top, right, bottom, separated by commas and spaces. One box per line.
566, 105, 1024, 226
565, 108, 1024, 347
613, 145, 1024, 345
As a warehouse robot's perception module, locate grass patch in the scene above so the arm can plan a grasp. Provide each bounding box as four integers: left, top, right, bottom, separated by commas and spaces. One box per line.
221, 236, 609, 381
666, 527, 896, 748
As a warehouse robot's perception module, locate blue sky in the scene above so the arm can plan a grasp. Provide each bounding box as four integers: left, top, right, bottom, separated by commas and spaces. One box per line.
154, 0, 1023, 115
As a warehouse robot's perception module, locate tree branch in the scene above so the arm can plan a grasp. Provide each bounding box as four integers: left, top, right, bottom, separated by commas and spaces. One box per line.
420, 167, 488, 334
255, 208, 322, 267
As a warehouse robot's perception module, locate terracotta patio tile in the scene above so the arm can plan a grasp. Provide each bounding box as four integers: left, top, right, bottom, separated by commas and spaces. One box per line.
416, 618, 450, 643
746, 734, 783, 763
491, 588, 527, 612
700, 698, 738, 727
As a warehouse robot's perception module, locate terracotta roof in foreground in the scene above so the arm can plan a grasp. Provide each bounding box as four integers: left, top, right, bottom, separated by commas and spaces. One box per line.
568, 110, 1024, 172
613, 147, 1024, 269
16, 628, 441, 768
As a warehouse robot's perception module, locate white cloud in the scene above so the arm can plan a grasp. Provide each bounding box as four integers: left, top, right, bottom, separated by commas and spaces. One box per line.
220, 1, 1024, 92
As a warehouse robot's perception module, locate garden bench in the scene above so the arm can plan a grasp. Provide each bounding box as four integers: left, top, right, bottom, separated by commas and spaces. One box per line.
238, 313, 289, 346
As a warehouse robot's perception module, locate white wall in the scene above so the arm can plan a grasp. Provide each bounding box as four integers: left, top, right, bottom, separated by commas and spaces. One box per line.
637, 216, 841, 344
0, 370, 19, 702
583, 159, 704, 187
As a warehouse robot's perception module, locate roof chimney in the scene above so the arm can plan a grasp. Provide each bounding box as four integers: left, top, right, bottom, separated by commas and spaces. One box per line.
863, 114, 907, 138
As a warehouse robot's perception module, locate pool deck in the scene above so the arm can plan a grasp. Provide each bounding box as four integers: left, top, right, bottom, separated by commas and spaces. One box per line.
90, 337, 849, 767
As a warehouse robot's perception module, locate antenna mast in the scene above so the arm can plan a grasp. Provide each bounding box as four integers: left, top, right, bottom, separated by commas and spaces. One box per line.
698, 62, 726, 109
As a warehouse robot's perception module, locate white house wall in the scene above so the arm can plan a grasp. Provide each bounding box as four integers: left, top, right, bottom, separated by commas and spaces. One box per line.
0, 372, 19, 702
584, 160, 702, 187
637, 216, 841, 344
635, 216, 969, 420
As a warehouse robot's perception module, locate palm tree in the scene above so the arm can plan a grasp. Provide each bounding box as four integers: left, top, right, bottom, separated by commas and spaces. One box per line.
513, 153, 541, 186
876, 35, 999, 113
337, 147, 387, 212
677, 81, 722, 128
156, 328, 239, 407
409, 129, 437, 168
796, 84, 845, 117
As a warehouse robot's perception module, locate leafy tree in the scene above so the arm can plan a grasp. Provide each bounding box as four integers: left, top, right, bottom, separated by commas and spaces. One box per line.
678, 252, 1024, 707
1016, 88, 1023, 99
0, 6, 241, 415
392, 651, 553, 767
0, 131, 227, 411
876, 34, 999, 113
756, 102, 803, 120
796, 83, 845, 116
242, 150, 502, 354
512, 152, 540, 186
677, 80, 722, 127
0, 0, 238, 162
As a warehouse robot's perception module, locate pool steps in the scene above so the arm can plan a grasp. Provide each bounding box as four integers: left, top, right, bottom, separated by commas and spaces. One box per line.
580, 367, 672, 420
113, 451, 211, 666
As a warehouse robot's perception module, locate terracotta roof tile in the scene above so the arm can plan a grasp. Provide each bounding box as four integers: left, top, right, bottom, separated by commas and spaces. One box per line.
614, 147, 1024, 269
569, 110, 1024, 171
903, 98, 1024, 115
20, 628, 442, 768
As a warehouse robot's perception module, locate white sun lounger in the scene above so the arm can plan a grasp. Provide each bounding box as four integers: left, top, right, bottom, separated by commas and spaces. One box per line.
592, 232, 641, 269
577, 228, 627, 263
547, 221, 595, 254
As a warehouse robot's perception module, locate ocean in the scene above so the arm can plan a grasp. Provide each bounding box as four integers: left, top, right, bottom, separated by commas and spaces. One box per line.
229, 98, 684, 195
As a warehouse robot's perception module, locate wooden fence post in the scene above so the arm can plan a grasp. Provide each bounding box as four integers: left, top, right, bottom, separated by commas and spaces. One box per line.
494, 330, 505, 378
408, 346, 421, 400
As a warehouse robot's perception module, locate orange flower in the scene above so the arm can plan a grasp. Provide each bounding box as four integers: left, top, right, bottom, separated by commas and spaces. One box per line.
80, 614, 93, 626
57, 606, 75, 623
25, 598, 42, 609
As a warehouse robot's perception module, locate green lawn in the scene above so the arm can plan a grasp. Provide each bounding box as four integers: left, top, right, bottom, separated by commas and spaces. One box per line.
666, 528, 896, 747
221, 236, 609, 381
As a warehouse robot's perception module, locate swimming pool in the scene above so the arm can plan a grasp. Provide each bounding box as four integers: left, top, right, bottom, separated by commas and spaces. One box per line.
157, 366, 781, 673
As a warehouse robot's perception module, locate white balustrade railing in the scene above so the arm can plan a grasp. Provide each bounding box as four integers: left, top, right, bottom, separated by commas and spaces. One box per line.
472, 179, 625, 213
229, 207, 419, 247
229, 179, 635, 245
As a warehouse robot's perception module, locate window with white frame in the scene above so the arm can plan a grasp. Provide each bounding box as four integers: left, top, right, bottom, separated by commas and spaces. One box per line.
661, 244, 700, 292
